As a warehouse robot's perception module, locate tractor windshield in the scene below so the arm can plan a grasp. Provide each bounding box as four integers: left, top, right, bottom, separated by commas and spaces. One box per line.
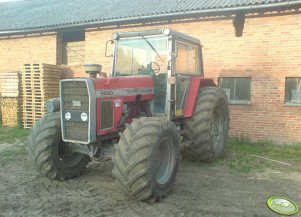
114, 36, 168, 76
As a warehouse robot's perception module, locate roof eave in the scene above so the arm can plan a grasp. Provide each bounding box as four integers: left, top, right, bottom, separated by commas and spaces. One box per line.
0, 1, 301, 36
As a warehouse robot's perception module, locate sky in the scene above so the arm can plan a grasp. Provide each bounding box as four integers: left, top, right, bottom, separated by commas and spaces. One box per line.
0, 0, 23, 2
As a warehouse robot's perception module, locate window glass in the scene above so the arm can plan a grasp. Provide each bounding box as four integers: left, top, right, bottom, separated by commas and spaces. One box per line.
219, 77, 251, 104
115, 36, 167, 76
176, 42, 199, 74
175, 76, 190, 114
285, 78, 301, 104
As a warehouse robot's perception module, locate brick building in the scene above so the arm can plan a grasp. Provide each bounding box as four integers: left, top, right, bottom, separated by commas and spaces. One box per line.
0, 0, 301, 143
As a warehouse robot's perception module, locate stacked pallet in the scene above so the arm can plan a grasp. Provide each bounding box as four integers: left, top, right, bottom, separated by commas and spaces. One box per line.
22, 63, 61, 128
1, 72, 20, 97
0, 72, 21, 126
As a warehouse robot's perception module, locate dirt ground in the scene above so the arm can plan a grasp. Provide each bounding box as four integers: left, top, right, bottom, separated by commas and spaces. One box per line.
1, 141, 301, 217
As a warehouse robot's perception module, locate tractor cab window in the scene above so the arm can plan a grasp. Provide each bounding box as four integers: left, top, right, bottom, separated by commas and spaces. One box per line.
175, 42, 200, 74
173, 42, 200, 116
114, 36, 168, 76
115, 36, 169, 114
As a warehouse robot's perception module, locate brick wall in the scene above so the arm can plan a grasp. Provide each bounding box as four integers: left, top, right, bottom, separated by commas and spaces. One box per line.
0, 11, 300, 143
0, 33, 57, 90
0, 33, 57, 73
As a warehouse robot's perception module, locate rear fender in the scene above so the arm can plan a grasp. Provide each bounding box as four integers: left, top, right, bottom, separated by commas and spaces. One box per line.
183, 77, 216, 118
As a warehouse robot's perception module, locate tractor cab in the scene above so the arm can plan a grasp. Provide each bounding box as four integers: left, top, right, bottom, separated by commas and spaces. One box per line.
110, 29, 204, 119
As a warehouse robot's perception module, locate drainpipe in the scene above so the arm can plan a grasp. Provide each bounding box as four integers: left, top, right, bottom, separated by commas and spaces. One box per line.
233, 12, 246, 37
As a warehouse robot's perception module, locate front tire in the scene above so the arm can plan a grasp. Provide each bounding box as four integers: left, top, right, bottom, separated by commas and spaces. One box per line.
112, 117, 180, 202
28, 112, 90, 180
183, 87, 229, 162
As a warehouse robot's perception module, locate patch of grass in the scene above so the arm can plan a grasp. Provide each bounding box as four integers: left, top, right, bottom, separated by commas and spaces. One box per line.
215, 138, 301, 174
0, 125, 30, 144
228, 157, 253, 173
0, 126, 29, 165
225, 154, 269, 174
1, 145, 25, 159
227, 138, 301, 162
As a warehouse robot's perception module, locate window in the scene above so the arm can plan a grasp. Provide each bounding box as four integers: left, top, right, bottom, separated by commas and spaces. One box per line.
219, 77, 251, 104
285, 78, 301, 104
62, 31, 85, 65
175, 42, 200, 74
114, 36, 168, 76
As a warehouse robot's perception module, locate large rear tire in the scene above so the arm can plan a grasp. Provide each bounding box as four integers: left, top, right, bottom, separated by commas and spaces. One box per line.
183, 87, 229, 162
112, 117, 180, 202
27, 112, 90, 180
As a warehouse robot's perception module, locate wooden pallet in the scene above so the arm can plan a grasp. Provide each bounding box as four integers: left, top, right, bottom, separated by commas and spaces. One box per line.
23, 121, 38, 129
1, 72, 20, 97
22, 90, 59, 95
23, 113, 44, 119
23, 114, 44, 120
21, 63, 62, 128
21, 86, 60, 91
22, 93, 59, 98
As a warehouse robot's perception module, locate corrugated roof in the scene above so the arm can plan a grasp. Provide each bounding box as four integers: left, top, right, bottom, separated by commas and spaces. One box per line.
0, 0, 300, 34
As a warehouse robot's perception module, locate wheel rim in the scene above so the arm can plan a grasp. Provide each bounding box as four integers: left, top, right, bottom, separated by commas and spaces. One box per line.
57, 139, 82, 167
211, 102, 225, 153
154, 138, 175, 185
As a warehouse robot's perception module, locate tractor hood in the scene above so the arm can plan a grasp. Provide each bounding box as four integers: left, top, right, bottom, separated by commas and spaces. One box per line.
93, 75, 154, 102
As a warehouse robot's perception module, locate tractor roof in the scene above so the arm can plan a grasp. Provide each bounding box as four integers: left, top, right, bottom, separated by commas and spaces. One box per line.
113, 29, 201, 45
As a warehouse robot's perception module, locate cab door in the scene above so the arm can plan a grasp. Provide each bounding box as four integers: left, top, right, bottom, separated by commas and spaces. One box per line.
173, 41, 201, 117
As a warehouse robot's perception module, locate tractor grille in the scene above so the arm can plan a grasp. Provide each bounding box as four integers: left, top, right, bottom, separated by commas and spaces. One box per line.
100, 100, 114, 130
61, 80, 89, 143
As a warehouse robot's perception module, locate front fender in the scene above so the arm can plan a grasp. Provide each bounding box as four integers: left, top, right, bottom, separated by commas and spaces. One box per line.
45, 98, 60, 113
183, 77, 216, 118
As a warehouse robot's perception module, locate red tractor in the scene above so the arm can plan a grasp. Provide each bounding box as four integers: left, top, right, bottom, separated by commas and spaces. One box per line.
28, 29, 229, 202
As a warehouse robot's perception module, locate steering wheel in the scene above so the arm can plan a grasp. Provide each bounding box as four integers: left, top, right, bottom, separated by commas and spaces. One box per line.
151, 62, 160, 74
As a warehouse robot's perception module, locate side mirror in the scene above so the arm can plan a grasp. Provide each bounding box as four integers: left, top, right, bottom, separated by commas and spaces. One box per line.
105, 40, 114, 57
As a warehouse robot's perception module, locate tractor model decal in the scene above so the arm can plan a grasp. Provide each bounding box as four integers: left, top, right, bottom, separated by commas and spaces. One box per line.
96, 88, 154, 98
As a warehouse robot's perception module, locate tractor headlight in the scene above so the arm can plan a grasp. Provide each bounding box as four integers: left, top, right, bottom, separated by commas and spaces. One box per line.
80, 112, 88, 122
65, 112, 71, 120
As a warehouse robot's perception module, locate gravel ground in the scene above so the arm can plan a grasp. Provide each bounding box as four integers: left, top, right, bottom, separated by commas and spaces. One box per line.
0, 142, 301, 217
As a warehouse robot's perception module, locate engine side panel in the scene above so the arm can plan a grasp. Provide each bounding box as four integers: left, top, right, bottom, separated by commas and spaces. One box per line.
94, 76, 154, 136
96, 97, 123, 135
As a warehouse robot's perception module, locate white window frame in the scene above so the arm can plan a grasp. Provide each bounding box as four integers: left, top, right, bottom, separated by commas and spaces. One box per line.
285, 77, 301, 106
219, 77, 251, 105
